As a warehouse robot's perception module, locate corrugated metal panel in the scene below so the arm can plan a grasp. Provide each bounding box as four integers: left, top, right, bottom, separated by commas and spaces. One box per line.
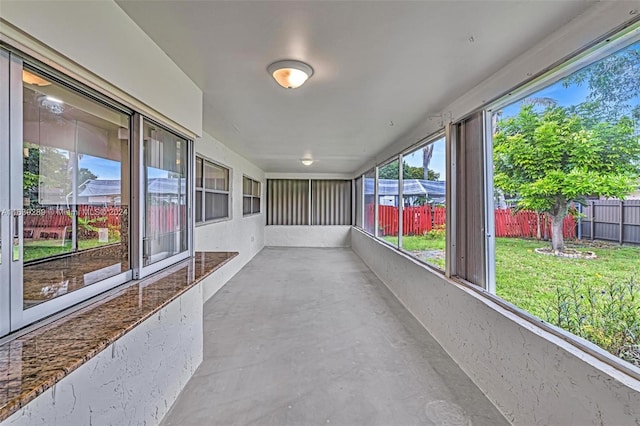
266, 179, 309, 225
454, 112, 486, 287
311, 180, 352, 225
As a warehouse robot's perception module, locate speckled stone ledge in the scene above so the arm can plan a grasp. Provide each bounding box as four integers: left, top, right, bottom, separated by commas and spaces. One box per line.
0, 251, 238, 422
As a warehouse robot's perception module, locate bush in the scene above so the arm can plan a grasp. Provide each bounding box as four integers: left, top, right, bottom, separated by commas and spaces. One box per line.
545, 276, 640, 367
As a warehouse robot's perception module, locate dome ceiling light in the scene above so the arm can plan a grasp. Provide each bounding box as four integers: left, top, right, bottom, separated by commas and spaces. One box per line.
301, 159, 313, 166
268, 60, 314, 89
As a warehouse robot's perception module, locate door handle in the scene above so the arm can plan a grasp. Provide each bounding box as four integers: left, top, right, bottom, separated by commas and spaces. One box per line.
12, 212, 20, 262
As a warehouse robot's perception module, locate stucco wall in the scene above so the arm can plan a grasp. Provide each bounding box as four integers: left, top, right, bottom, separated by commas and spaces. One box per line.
194, 132, 266, 302
265, 226, 351, 248
351, 228, 640, 425
2, 280, 204, 426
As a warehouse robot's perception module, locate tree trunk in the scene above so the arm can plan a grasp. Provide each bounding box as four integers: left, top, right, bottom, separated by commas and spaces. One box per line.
549, 199, 568, 252
423, 145, 434, 180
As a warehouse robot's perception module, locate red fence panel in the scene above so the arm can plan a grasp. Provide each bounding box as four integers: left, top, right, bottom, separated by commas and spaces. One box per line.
375, 205, 577, 239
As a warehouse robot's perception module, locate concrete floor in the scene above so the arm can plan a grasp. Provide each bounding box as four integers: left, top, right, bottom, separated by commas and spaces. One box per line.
161, 248, 509, 426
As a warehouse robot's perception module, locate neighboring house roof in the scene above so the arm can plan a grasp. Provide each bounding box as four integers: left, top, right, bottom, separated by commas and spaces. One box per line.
78, 178, 187, 197
364, 178, 445, 198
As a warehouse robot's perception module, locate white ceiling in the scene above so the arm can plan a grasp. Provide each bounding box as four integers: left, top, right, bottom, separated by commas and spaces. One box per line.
117, 1, 595, 174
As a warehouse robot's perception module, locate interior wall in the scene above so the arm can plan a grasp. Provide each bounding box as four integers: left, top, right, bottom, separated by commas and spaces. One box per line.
351, 228, 640, 426
265, 226, 351, 248
0, 0, 202, 136
194, 132, 266, 301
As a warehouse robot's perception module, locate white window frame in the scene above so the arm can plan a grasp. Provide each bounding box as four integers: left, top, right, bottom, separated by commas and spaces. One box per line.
243, 175, 261, 216
195, 155, 231, 225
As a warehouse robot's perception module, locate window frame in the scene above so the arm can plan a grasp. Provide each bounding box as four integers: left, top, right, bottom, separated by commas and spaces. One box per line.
0, 47, 198, 336
195, 154, 231, 225
478, 23, 640, 379
243, 175, 262, 217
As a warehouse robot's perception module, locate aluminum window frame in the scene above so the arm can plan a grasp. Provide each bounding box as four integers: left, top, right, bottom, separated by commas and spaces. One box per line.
195, 154, 232, 225
133, 115, 193, 279
243, 175, 262, 217
5, 52, 135, 332
479, 21, 640, 379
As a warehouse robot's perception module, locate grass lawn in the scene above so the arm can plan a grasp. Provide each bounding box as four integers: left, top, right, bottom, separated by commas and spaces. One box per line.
494, 238, 640, 319
24, 238, 121, 263
382, 234, 640, 365
383, 235, 445, 268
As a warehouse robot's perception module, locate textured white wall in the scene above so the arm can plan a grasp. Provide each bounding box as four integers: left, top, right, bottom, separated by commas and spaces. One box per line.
194, 132, 266, 302
2, 282, 204, 426
265, 226, 351, 248
351, 228, 640, 426
1, 0, 203, 135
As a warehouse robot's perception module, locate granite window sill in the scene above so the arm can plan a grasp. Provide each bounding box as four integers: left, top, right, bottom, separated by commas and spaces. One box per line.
0, 251, 238, 422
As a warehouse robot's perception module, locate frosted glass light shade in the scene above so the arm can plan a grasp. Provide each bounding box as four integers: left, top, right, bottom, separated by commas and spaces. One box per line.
268, 60, 313, 89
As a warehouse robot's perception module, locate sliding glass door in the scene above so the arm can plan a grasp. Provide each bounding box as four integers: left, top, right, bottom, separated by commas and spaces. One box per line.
0, 49, 193, 336
1, 49, 134, 331
0, 49, 11, 336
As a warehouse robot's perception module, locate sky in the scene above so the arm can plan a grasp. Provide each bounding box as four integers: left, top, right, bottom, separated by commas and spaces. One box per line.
404, 137, 446, 180
79, 156, 169, 180
500, 40, 640, 119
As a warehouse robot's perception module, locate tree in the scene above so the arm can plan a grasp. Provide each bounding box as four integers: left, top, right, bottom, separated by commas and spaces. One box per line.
378, 161, 440, 181
563, 44, 640, 119
78, 168, 98, 185
494, 104, 640, 252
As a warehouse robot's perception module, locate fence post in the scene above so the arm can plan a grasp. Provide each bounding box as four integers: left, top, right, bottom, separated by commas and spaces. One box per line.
619, 200, 624, 245
590, 200, 595, 241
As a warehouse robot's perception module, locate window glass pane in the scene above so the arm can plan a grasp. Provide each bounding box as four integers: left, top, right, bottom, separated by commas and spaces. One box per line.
243, 196, 251, 215
252, 180, 260, 197
204, 161, 227, 191
243, 177, 251, 195
377, 159, 399, 244
400, 138, 446, 269
196, 157, 202, 188
252, 197, 261, 214
142, 121, 188, 266
195, 190, 203, 223
363, 169, 375, 234
490, 40, 640, 368
205, 192, 229, 221
22, 68, 130, 308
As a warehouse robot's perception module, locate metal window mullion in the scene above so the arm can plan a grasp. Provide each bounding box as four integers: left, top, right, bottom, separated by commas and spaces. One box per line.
483, 111, 496, 293
398, 154, 403, 249
131, 113, 144, 279
374, 167, 379, 238
0, 50, 12, 336
446, 123, 457, 278
8, 53, 24, 331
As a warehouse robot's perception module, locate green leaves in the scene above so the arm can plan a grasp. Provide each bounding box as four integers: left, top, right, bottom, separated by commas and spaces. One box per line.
494, 103, 640, 251
494, 104, 640, 213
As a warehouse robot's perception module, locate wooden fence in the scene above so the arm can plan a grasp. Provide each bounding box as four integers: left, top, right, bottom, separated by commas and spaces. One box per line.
580, 200, 640, 245
369, 204, 576, 239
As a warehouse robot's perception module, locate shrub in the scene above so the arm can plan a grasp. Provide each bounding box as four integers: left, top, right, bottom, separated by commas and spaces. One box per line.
545, 276, 640, 367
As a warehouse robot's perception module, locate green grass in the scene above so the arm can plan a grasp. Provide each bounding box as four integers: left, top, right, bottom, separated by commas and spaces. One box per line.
382, 233, 640, 365
383, 234, 446, 268
494, 238, 640, 319
24, 237, 120, 263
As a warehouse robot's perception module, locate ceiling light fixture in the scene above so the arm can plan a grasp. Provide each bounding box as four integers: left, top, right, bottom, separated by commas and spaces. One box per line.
301, 159, 314, 166
268, 60, 314, 89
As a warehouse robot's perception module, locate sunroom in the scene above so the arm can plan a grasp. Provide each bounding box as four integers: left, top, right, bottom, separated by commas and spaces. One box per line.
0, 1, 639, 425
